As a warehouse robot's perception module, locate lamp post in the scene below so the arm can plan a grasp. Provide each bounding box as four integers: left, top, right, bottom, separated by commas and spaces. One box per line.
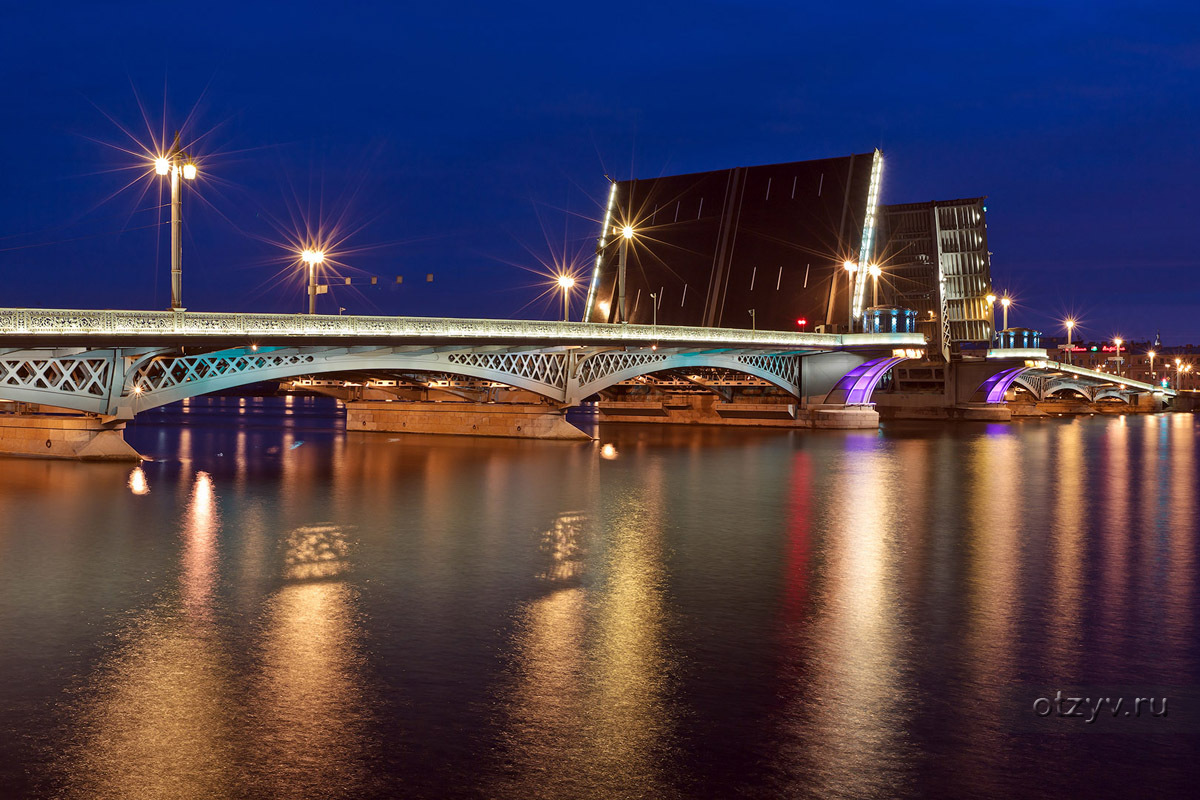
557, 274, 575, 322
1114, 337, 1123, 379
1176, 358, 1183, 388
302, 249, 325, 314
154, 132, 198, 311
618, 224, 634, 323
1000, 296, 1011, 331
1065, 318, 1076, 364
843, 261, 858, 332
748, 308, 756, 331
986, 293, 997, 340
868, 263, 881, 307
649, 292, 658, 327
1148, 349, 1155, 381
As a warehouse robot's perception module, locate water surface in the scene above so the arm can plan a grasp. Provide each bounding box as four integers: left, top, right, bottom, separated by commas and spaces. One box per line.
0, 398, 1197, 798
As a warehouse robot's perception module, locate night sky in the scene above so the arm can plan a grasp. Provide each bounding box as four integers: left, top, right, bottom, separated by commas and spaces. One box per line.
2, 1, 1196, 342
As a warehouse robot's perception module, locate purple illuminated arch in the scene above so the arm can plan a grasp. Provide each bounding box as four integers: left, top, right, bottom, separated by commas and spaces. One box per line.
824, 356, 908, 405
978, 367, 1028, 403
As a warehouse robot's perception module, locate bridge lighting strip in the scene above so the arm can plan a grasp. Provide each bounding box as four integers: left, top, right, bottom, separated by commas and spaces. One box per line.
0, 307, 925, 350
851, 149, 884, 321
584, 180, 618, 320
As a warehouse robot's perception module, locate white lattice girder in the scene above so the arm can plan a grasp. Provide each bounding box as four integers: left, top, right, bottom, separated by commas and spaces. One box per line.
0, 353, 114, 413
572, 351, 802, 399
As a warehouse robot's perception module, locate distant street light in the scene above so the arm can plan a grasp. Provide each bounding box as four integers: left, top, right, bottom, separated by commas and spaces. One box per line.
1114, 337, 1123, 379
843, 261, 858, 332
868, 263, 882, 306
1065, 318, 1076, 364
618, 224, 635, 323
1148, 349, 1156, 380
302, 248, 325, 314
1000, 296, 1012, 331
154, 132, 198, 310
986, 294, 997, 339
557, 274, 575, 322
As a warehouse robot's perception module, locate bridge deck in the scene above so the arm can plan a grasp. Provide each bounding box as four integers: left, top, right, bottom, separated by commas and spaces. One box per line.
0, 308, 924, 350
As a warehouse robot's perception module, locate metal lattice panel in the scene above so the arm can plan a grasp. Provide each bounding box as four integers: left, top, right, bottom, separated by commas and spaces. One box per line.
1012, 374, 1049, 400
735, 354, 800, 390
132, 353, 316, 393
576, 352, 667, 386
0, 356, 111, 397
446, 351, 568, 390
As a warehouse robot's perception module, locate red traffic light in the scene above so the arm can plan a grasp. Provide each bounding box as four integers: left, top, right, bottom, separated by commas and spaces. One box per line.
796, 318, 808, 327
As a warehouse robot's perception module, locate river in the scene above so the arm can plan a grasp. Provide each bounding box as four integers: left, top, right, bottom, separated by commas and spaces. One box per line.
0, 397, 1197, 798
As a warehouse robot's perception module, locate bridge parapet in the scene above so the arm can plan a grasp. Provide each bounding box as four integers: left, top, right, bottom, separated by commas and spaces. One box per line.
0, 307, 924, 350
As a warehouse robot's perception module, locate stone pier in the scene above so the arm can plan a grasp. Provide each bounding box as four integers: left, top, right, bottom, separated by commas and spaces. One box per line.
345, 401, 592, 440
597, 395, 880, 429
0, 414, 142, 461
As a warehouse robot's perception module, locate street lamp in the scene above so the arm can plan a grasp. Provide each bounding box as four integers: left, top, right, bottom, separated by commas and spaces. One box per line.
302, 248, 325, 314
557, 274, 575, 322
617, 224, 635, 323
1000, 296, 1012, 331
154, 132, 198, 310
1114, 337, 1123, 379
843, 261, 858, 331
748, 308, 756, 331
649, 291, 658, 327
868, 263, 882, 306
1148, 349, 1155, 380
1065, 318, 1076, 364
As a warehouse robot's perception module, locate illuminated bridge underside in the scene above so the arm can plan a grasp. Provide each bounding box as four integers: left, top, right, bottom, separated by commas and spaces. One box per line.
0, 309, 925, 420
978, 358, 1175, 403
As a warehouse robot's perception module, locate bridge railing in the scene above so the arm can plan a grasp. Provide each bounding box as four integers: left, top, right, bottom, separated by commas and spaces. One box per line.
0, 308, 925, 350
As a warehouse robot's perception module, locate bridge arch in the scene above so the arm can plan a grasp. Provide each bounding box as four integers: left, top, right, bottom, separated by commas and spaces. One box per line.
120, 348, 575, 415
1046, 385, 1091, 401
572, 350, 802, 400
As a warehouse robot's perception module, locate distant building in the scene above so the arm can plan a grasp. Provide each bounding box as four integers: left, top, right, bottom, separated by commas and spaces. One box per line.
583, 151, 883, 332
877, 198, 994, 362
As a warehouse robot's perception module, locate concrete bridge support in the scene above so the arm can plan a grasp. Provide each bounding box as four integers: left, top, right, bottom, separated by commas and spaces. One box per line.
0, 412, 141, 461
344, 400, 591, 440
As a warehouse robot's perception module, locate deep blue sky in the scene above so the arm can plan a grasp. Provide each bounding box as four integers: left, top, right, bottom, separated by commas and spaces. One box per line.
2, 1, 1197, 342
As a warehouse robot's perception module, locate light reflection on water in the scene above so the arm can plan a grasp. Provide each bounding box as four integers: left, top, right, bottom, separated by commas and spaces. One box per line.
0, 398, 1196, 798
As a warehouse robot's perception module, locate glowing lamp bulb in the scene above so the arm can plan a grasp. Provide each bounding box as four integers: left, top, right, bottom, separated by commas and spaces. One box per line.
1065, 319, 1075, 329
796, 318, 807, 327
557, 275, 575, 288
154, 158, 170, 176
1000, 297, 1011, 308
182, 163, 197, 180
986, 294, 997, 305
843, 260, 857, 272
1114, 338, 1122, 347
868, 264, 881, 278
622, 225, 634, 240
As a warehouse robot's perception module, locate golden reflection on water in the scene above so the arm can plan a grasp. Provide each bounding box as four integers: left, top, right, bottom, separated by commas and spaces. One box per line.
127, 466, 150, 495
790, 439, 914, 798
1163, 415, 1196, 676
250, 523, 375, 797
1047, 421, 1086, 676
54, 470, 234, 799
498, 484, 675, 798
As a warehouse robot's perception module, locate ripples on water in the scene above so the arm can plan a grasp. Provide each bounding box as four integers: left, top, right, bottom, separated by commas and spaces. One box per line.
0, 397, 1197, 798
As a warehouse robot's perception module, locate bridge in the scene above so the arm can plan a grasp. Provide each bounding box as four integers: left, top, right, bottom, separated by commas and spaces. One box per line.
0, 307, 924, 460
